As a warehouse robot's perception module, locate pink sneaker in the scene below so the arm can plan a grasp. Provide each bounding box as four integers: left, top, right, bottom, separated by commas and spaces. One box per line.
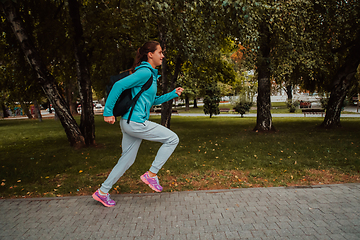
92, 189, 116, 207
140, 172, 163, 192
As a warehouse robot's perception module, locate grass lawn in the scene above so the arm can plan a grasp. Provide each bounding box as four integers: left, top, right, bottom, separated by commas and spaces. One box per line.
1, 115, 359, 198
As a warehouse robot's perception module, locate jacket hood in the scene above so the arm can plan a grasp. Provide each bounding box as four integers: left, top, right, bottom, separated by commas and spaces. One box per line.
135, 61, 158, 77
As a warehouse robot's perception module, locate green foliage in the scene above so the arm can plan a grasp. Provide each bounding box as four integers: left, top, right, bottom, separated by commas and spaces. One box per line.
179, 48, 237, 102
282, 0, 360, 92
177, 72, 200, 102
286, 100, 299, 113
218, 82, 233, 97
0, 0, 60, 106
233, 94, 253, 117
3, 0, 359, 129
224, 0, 360, 94
203, 83, 220, 118
320, 97, 329, 109
83, 1, 153, 98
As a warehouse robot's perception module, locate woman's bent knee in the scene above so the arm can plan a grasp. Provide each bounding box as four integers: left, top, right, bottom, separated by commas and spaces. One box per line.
169, 134, 179, 146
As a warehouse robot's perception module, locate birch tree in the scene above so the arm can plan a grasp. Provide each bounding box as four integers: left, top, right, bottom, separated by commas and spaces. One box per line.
1, 0, 86, 147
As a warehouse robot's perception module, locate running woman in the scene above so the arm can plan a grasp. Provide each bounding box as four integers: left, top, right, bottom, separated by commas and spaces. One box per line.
92, 41, 184, 207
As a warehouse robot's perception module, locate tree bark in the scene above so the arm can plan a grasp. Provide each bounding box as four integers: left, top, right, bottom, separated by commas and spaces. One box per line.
158, 25, 182, 128
185, 96, 190, 111
1, 103, 9, 118
68, 0, 95, 145
33, 100, 42, 122
65, 78, 78, 115
320, 38, 360, 128
20, 102, 33, 119
160, 55, 173, 128
285, 84, 293, 101
254, 22, 274, 132
1, 0, 85, 147
255, 70, 274, 131
194, 98, 198, 108
161, 54, 182, 128
158, 25, 171, 128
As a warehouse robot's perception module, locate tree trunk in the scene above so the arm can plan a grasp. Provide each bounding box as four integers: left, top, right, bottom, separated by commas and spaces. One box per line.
1, 0, 85, 148
185, 96, 190, 111
20, 102, 33, 119
160, 55, 182, 128
65, 78, 78, 115
159, 25, 182, 128
68, 0, 95, 145
194, 98, 198, 108
255, 70, 273, 131
285, 84, 293, 101
158, 25, 171, 128
65, 86, 78, 115
1, 103, 9, 118
321, 39, 360, 128
33, 100, 42, 122
160, 55, 173, 128
254, 22, 274, 132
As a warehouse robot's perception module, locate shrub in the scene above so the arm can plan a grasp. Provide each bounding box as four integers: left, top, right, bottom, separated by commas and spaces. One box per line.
203, 83, 221, 118
232, 94, 253, 117
286, 100, 299, 113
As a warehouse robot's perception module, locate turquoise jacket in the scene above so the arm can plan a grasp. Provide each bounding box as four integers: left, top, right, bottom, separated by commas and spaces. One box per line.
103, 61, 178, 123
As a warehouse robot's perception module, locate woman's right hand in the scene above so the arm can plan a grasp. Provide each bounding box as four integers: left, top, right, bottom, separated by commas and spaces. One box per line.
104, 116, 115, 124
175, 87, 184, 96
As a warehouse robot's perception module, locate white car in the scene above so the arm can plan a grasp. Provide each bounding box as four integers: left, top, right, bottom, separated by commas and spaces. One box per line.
94, 103, 104, 112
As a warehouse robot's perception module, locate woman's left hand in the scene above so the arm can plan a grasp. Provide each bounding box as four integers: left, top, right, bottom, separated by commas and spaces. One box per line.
104, 116, 115, 124
175, 87, 184, 96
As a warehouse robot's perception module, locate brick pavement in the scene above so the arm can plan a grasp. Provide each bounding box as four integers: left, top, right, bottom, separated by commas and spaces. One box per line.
1, 183, 359, 240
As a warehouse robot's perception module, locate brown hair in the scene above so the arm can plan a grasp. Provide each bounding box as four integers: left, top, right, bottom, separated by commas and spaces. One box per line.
130, 41, 160, 73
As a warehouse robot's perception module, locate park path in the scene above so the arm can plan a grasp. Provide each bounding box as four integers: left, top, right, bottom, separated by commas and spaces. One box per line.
1, 183, 359, 239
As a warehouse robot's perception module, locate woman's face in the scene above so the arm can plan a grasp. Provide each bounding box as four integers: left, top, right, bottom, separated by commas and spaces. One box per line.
149, 45, 164, 68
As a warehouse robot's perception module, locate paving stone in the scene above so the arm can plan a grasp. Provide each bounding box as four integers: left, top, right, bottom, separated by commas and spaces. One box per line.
185, 233, 200, 240
199, 232, 214, 240
0, 183, 359, 239
212, 231, 226, 240
225, 231, 240, 239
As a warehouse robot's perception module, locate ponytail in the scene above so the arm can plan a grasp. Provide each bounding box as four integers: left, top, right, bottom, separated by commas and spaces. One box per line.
130, 41, 160, 73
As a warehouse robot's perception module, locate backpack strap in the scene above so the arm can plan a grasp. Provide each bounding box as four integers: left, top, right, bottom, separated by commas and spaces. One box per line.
127, 76, 153, 124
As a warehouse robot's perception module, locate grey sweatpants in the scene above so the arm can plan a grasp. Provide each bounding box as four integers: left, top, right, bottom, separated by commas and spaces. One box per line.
100, 119, 179, 193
